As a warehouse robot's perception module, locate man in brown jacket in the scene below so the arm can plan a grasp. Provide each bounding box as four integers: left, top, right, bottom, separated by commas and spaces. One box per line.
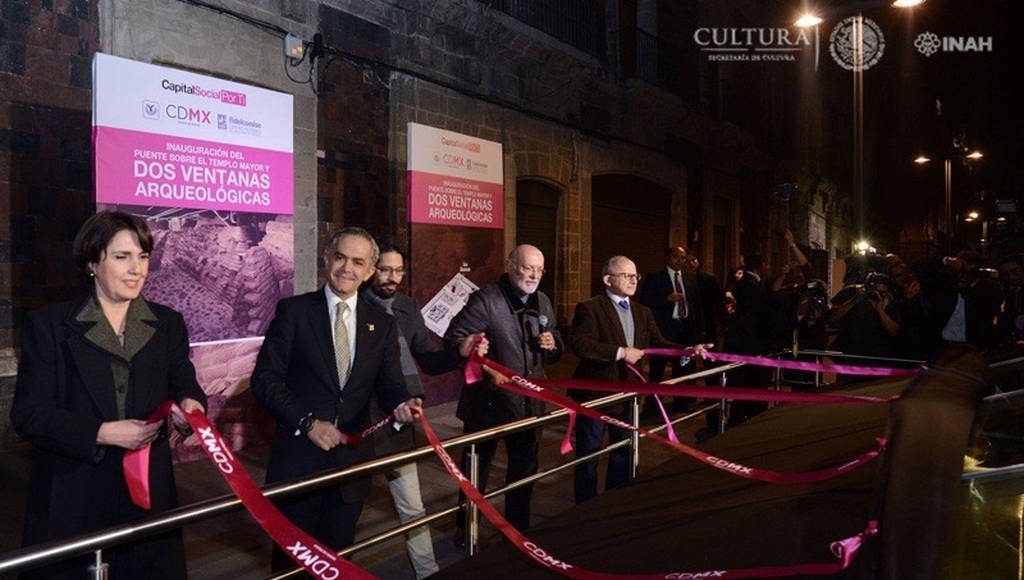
569, 255, 687, 503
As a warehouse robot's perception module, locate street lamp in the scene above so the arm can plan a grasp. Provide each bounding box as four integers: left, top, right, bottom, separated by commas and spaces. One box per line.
914, 149, 984, 254
796, 2, 921, 241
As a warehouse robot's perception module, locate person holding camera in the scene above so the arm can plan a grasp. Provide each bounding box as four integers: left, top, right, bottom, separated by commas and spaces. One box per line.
829, 271, 901, 358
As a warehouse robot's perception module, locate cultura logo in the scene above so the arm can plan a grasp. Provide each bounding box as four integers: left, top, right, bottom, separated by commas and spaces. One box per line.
914, 32, 941, 56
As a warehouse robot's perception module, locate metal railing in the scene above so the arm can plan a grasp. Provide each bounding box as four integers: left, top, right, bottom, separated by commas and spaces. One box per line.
773, 349, 925, 390
10, 350, 1012, 577
0, 363, 739, 578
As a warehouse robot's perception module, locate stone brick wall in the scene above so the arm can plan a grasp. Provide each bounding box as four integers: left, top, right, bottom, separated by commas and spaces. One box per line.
1, 0, 100, 445
315, 4, 392, 261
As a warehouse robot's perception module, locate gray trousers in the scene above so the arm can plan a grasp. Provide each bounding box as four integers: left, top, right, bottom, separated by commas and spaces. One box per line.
386, 462, 439, 579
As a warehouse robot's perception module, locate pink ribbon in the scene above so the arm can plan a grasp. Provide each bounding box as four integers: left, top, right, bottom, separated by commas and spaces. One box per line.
124, 403, 376, 579
420, 409, 879, 578
643, 348, 919, 377
466, 354, 888, 485
625, 362, 679, 443
529, 376, 898, 405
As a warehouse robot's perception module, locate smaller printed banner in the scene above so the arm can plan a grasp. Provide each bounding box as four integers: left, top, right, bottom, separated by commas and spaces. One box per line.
407, 122, 503, 229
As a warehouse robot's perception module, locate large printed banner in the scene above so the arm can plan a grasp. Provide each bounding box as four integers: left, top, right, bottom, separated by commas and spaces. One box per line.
93, 54, 295, 460
93, 53, 293, 215
407, 123, 505, 404
407, 122, 503, 229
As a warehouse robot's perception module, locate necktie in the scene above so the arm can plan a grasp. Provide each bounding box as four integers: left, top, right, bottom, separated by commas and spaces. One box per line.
335, 302, 350, 388
674, 271, 688, 318
618, 299, 629, 310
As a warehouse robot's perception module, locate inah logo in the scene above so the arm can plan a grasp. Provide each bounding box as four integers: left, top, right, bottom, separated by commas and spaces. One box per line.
914, 32, 941, 56
914, 31, 993, 56
829, 16, 885, 71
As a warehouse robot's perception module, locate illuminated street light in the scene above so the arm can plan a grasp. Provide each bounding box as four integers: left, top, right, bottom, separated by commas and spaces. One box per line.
795, 2, 920, 242
968, 211, 980, 220
913, 148, 983, 254
795, 14, 823, 27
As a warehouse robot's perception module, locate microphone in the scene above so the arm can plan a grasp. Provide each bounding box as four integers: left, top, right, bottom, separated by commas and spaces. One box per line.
538, 314, 549, 329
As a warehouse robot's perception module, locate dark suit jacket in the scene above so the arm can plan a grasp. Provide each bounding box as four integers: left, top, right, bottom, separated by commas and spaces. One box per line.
725, 271, 768, 354
638, 269, 704, 343
445, 274, 562, 429
930, 278, 1003, 349
11, 294, 205, 560
569, 295, 683, 403
251, 289, 410, 501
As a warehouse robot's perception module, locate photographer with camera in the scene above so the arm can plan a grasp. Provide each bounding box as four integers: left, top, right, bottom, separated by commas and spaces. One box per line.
829, 269, 901, 359
795, 279, 830, 351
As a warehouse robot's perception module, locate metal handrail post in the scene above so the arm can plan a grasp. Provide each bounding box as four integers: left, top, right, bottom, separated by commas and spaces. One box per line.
815, 354, 821, 389
718, 371, 728, 434
466, 445, 479, 556
630, 394, 640, 479
87, 550, 107, 580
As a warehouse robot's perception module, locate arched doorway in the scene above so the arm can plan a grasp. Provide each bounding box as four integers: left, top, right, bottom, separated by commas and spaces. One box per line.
516, 179, 561, 301
591, 175, 672, 295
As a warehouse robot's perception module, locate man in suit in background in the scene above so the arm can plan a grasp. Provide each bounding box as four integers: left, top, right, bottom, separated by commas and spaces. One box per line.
445, 244, 563, 540
638, 245, 703, 411
570, 255, 687, 503
252, 227, 422, 573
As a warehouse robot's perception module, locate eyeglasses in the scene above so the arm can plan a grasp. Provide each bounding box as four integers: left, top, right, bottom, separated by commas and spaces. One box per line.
515, 264, 545, 276
607, 273, 642, 282
377, 267, 406, 276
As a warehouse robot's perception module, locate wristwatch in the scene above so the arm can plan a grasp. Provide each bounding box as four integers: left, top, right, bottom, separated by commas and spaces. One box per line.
297, 413, 315, 435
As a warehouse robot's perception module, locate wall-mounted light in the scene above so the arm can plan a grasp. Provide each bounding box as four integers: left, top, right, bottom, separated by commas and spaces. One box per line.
284, 34, 305, 60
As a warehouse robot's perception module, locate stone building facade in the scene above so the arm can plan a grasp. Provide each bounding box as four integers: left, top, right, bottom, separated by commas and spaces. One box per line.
0, 0, 855, 447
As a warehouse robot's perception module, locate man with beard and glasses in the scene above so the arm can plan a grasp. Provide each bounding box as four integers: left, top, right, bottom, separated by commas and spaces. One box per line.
444, 244, 563, 544
359, 241, 484, 579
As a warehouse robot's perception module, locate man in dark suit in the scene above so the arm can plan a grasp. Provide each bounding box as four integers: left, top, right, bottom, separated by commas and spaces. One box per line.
570, 255, 686, 503
252, 227, 422, 573
638, 245, 703, 411
933, 251, 1003, 350
445, 244, 563, 538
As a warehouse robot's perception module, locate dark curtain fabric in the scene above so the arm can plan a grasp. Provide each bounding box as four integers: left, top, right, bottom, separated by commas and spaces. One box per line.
876, 345, 990, 580
435, 346, 989, 579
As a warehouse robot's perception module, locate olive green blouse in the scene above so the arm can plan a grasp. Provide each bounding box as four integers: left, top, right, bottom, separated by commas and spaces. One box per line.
75, 295, 158, 419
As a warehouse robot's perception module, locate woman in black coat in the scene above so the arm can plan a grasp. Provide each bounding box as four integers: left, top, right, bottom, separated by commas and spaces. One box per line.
11, 211, 207, 580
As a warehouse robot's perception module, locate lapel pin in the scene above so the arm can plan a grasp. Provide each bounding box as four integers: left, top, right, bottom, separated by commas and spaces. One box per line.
367, 324, 375, 332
